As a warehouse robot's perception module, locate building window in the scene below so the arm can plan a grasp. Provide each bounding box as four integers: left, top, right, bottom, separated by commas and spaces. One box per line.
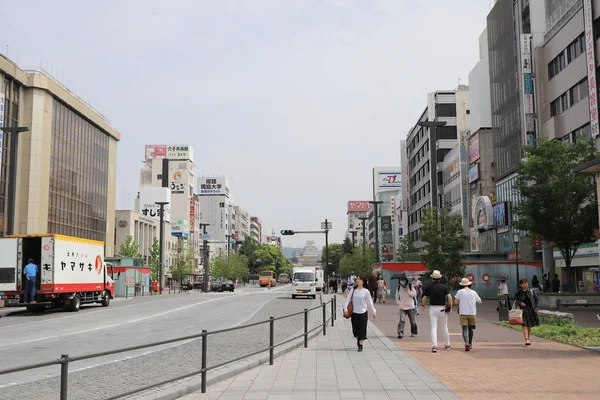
219, 202, 225, 208
435, 103, 457, 117
548, 33, 585, 80
0, 77, 20, 237
550, 78, 588, 117
48, 99, 109, 242
437, 126, 458, 140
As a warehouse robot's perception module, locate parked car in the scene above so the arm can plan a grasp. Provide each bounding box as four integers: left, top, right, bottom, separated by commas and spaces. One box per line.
211, 279, 222, 292
220, 280, 235, 292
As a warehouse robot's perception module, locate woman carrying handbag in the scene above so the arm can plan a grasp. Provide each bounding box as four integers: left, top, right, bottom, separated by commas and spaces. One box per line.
343, 276, 376, 352
514, 278, 540, 346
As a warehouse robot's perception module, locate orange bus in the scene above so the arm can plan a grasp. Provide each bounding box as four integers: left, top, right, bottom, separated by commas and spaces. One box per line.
259, 271, 277, 287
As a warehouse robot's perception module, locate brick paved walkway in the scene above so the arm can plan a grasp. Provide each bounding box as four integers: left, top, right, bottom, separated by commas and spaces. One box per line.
372, 299, 600, 400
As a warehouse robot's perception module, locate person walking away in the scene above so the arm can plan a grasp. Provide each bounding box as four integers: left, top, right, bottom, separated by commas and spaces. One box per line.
347, 272, 357, 291
542, 274, 551, 293
23, 258, 38, 304
454, 278, 482, 351
343, 276, 376, 352
377, 276, 388, 303
496, 279, 509, 311
412, 276, 422, 315
368, 272, 378, 303
515, 278, 540, 346
421, 270, 452, 353
552, 274, 560, 293
531, 275, 542, 296
396, 278, 417, 339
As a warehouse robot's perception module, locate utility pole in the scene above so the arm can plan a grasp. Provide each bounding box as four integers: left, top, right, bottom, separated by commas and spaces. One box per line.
199, 223, 210, 292
155, 201, 169, 295
358, 216, 369, 272
226, 234, 233, 259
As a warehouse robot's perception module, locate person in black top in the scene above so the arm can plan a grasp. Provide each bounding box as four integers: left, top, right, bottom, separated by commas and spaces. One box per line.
552, 274, 560, 293
421, 270, 452, 353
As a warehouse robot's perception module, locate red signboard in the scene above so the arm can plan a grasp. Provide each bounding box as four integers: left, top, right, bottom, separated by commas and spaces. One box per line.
508, 251, 521, 261
190, 197, 195, 220
467, 274, 475, 282
144, 145, 167, 160
347, 201, 371, 212
482, 273, 490, 283
532, 235, 542, 248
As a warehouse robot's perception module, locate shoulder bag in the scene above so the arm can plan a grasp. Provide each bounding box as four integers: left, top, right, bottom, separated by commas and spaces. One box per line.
344, 288, 355, 319
509, 300, 523, 325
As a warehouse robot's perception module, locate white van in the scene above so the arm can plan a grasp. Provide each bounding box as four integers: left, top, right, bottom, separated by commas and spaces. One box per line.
291, 268, 317, 299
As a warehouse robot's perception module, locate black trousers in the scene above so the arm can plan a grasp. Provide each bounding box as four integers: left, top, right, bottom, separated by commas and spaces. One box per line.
351, 312, 368, 340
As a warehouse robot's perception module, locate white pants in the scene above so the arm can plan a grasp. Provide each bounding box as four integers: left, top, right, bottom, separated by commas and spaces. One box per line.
429, 306, 450, 347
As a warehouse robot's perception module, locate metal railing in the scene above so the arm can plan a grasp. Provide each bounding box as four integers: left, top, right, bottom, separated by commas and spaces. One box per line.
0, 296, 337, 400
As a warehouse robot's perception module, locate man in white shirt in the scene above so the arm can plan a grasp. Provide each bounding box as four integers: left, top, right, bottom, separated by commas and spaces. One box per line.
454, 277, 482, 352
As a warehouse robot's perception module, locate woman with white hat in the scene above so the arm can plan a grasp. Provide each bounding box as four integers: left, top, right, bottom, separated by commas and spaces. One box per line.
454, 277, 482, 351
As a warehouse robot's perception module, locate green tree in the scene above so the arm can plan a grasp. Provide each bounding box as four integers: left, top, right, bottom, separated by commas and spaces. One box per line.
396, 236, 420, 261
119, 235, 142, 257
212, 254, 250, 281
338, 247, 376, 277
420, 206, 466, 288
321, 243, 343, 274
252, 245, 289, 275
342, 237, 355, 255
515, 137, 599, 291
148, 237, 160, 281
170, 240, 194, 282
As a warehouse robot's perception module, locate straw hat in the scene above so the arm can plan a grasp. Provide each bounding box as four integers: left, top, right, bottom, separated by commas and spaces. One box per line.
459, 277, 472, 286
431, 270, 442, 279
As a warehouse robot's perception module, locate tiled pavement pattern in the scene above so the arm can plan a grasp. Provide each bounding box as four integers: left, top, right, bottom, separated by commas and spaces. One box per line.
182, 300, 456, 400
372, 298, 600, 400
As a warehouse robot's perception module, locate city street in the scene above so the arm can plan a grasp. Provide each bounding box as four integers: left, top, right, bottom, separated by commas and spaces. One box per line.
0, 285, 322, 400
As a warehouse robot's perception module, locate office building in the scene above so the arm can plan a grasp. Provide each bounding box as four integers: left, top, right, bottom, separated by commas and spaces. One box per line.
250, 216, 262, 244
405, 87, 469, 249
369, 167, 402, 261
346, 201, 371, 246
264, 235, 282, 248
197, 176, 234, 259
487, 0, 546, 252
536, 0, 600, 284
232, 205, 250, 242
0, 54, 120, 255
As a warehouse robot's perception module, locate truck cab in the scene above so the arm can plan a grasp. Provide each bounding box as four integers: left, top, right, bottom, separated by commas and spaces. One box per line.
291, 268, 317, 299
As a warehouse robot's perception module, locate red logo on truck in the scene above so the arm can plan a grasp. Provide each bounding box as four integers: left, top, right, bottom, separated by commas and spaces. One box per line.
95, 255, 103, 274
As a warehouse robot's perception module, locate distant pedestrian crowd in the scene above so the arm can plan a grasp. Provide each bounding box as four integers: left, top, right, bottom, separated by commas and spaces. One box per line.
342, 269, 542, 353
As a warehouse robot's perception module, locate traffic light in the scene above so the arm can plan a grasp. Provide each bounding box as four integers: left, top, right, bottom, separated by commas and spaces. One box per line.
280, 230, 295, 235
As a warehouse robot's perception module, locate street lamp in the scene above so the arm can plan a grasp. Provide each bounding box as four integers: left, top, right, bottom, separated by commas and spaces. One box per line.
513, 233, 520, 294
417, 121, 447, 209
369, 201, 383, 263
155, 201, 169, 295
0, 126, 29, 235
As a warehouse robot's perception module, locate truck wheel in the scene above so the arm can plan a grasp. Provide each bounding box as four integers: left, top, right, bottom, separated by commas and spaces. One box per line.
68, 295, 81, 312
101, 291, 111, 307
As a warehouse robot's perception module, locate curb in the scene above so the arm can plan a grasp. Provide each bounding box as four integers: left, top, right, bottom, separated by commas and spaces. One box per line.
125, 295, 330, 400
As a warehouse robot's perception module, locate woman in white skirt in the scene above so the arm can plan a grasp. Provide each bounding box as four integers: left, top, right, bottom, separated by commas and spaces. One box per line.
344, 276, 377, 352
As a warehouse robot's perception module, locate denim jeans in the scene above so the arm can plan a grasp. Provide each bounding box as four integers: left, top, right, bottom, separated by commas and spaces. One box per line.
25, 277, 36, 303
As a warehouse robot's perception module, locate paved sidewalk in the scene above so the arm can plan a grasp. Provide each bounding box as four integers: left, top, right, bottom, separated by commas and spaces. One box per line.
373, 299, 600, 400
182, 299, 457, 400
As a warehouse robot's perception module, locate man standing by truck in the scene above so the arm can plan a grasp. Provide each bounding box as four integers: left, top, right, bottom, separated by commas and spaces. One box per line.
24, 258, 38, 304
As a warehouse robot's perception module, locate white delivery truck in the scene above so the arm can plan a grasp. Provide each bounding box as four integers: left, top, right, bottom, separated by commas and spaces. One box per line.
0, 234, 115, 312
291, 267, 317, 299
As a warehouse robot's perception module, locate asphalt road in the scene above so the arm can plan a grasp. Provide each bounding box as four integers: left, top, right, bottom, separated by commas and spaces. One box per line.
0, 284, 323, 399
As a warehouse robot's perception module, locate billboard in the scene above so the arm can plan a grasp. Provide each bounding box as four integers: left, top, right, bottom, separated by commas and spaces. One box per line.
171, 219, 190, 239
167, 145, 192, 161
347, 201, 371, 212
381, 216, 392, 231
139, 186, 171, 223
170, 169, 187, 195
145, 145, 167, 160
377, 172, 401, 190
198, 176, 230, 196
493, 202, 509, 229
468, 164, 480, 183
583, 0, 600, 138
469, 133, 480, 163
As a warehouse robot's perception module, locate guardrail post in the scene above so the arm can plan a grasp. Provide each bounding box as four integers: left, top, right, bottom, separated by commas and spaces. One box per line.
201, 330, 208, 393
322, 303, 327, 336
60, 354, 69, 400
333, 296, 337, 320
304, 308, 308, 348
331, 300, 335, 327
269, 317, 274, 365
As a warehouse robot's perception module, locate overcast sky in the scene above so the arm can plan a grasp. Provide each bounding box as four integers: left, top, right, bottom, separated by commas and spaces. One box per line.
2, 0, 491, 249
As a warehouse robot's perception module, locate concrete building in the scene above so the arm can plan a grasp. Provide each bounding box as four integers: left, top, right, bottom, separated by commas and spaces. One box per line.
114, 209, 177, 268
535, 0, 600, 285
250, 217, 262, 244
405, 87, 469, 249
0, 54, 119, 256
264, 235, 282, 248
197, 176, 234, 259
345, 201, 370, 246
369, 167, 402, 261
232, 205, 250, 242
487, 0, 546, 253
302, 240, 319, 266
